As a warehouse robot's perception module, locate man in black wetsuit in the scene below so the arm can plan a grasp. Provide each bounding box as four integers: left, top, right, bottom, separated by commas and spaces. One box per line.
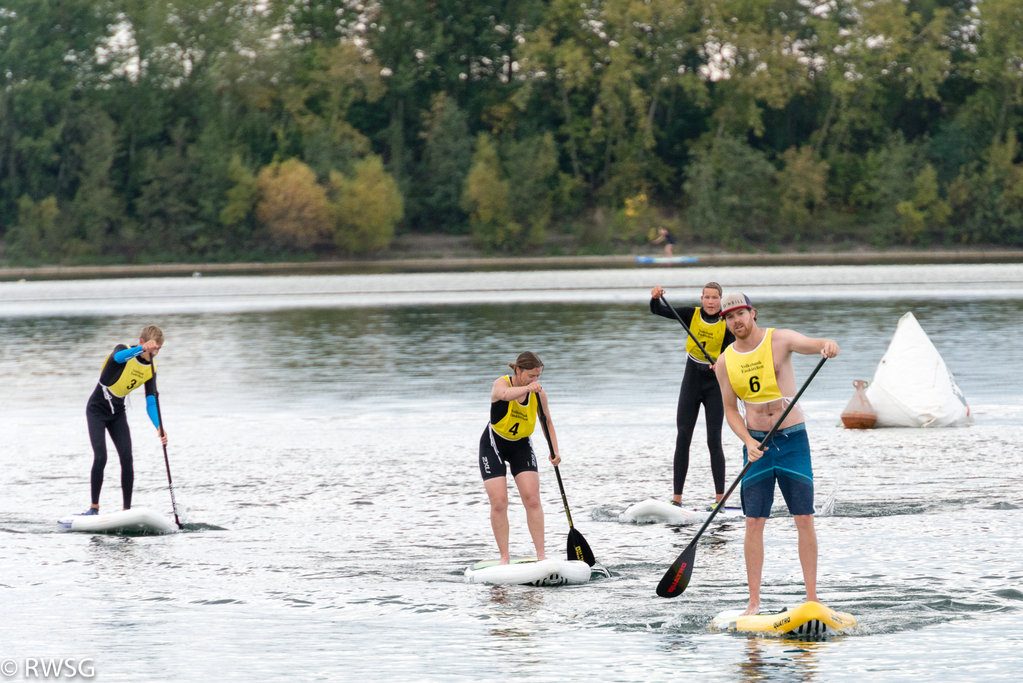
80, 325, 168, 515
650, 283, 734, 508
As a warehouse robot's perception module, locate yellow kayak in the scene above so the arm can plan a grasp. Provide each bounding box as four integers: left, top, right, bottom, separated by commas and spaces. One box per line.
711, 602, 857, 637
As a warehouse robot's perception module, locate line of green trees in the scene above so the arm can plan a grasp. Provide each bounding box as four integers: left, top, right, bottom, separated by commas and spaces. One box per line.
1, 1, 1022, 264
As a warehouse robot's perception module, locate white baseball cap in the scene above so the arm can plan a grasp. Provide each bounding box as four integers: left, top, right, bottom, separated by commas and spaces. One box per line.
719, 292, 753, 315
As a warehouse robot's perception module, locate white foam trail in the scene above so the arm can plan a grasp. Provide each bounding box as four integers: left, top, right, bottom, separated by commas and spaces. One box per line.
816, 485, 837, 516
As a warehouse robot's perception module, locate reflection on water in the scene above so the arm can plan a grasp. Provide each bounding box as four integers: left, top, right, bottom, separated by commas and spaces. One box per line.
1, 267, 1022, 682
737, 638, 823, 683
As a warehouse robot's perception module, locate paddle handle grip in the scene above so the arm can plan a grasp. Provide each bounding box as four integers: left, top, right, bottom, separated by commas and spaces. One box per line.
658, 294, 716, 365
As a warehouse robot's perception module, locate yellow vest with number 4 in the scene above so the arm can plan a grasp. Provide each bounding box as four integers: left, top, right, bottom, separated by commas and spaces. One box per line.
723, 328, 783, 404
490, 376, 537, 440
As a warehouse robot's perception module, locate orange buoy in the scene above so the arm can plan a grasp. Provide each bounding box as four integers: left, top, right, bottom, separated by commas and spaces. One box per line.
841, 379, 877, 429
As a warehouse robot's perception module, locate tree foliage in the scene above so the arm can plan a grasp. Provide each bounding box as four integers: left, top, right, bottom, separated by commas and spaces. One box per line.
2, 0, 1023, 263
331, 154, 404, 254
255, 159, 332, 250
463, 134, 520, 250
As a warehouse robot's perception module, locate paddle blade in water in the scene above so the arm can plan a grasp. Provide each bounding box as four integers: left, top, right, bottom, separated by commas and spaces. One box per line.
568, 528, 596, 566
656, 543, 696, 598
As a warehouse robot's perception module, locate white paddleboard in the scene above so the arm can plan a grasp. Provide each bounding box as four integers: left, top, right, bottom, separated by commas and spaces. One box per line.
58, 508, 178, 535
464, 558, 591, 586
619, 499, 743, 524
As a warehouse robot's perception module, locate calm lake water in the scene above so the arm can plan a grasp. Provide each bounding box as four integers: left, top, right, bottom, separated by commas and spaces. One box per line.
1, 264, 1021, 681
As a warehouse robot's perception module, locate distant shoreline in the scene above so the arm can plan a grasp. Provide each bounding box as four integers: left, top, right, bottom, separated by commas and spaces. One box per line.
3, 248, 1023, 281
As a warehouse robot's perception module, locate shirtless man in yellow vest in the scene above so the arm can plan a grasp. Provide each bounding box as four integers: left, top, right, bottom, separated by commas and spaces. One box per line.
713, 293, 839, 615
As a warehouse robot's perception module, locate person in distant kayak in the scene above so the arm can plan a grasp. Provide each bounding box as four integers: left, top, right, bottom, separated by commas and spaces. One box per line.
479, 352, 562, 565
80, 326, 168, 515
713, 293, 839, 616
650, 227, 676, 256
650, 283, 734, 509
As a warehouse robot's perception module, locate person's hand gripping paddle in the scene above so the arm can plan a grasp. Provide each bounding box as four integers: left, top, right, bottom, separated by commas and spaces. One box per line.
656, 356, 828, 598
536, 395, 596, 566
657, 293, 716, 365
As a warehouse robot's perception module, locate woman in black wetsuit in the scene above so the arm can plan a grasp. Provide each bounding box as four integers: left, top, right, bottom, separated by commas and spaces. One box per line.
650, 283, 734, 508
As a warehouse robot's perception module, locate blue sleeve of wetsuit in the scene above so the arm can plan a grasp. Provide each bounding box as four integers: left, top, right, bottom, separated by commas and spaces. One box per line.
113, 345, 146, 364
146, 395, 161, 428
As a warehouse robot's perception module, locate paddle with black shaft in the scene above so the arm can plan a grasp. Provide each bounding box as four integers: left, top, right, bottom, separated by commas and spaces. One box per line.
152, 375, 184, 530
656, 355, 829, 598
535, 395, 596, 566
657, 293, 716, 365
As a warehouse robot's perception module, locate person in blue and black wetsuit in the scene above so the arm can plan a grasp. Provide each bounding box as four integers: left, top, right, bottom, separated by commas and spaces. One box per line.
650, 282, 735, 509
79, 325, 168, 515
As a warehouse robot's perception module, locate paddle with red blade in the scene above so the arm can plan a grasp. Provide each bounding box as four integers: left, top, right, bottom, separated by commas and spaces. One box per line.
656, 355, 828, 598
536, 395, 596, 566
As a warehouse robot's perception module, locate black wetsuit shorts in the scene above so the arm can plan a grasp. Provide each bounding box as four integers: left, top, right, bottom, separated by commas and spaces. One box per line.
479, 427, 538, 481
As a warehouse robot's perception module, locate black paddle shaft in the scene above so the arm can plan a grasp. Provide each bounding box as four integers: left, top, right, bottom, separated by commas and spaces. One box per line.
152, 378, 184, 530
657, 294, 716, 365
536, 393, 597, 566
656, 355, 829, 597
535, 396, 574, 527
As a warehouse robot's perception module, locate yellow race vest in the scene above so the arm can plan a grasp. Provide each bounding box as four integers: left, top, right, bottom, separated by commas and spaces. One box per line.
102, 353, 154, 398
490, 376, 537, 440
686, 307, 728, 363
723, 328, 783, 404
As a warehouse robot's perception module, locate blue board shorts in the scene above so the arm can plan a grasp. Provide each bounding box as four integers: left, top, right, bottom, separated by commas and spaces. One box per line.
740, 423, 814, 517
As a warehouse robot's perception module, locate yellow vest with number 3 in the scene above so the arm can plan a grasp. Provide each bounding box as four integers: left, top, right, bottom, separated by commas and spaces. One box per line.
490, 376, 537, 440
103, 352, 154, 398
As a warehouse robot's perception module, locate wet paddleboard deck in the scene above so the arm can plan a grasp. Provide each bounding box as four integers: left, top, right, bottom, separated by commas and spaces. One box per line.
619, 499, 743, 524
58, 508, 178, 535
711, 602, 857, 637
464, 558, 591, 586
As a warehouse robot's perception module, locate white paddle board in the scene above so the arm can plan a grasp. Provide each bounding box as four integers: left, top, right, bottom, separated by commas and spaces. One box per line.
464, 558, 591, 586
58, 508, 178, 535
619, 499, 743, 524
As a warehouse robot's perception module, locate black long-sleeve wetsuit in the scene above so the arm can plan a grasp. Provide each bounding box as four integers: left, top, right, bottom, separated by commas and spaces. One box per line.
650, 299, 735, 497
86, 344, 159, 509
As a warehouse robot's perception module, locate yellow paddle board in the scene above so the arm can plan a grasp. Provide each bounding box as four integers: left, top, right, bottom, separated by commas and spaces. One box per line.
711, 602, 856, 637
